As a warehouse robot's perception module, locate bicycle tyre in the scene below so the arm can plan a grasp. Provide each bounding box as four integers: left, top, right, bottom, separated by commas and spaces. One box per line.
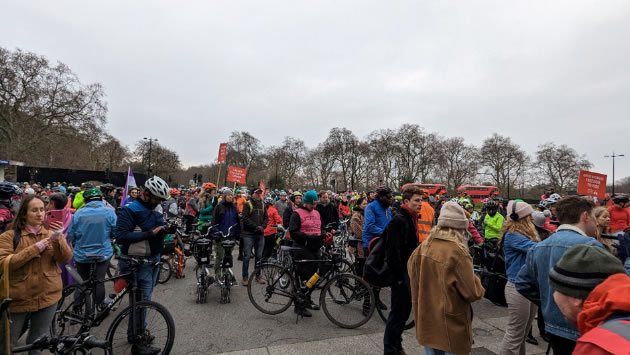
157, 260, 172, 284
247, 263, 293, 315
375, 287, 415, 330
320, 273, 375, 329
105, 300, 175, 355
51, 284, 86, 337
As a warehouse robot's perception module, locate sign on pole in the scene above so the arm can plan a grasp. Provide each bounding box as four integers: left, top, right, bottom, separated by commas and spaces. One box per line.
217, 143, 228, 163
577, 170, 607, 199
227, 166, 247, 185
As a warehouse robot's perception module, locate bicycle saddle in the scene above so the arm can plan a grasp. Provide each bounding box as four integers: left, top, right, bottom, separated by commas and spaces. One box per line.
221, 240, 236, 248
84, 254, 103, 262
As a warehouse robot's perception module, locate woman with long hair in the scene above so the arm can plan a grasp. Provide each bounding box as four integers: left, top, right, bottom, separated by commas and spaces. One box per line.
593, 206, 614, 254
349, 197, 367, 258
0, 195, 73, 353
499, 201, 539, 355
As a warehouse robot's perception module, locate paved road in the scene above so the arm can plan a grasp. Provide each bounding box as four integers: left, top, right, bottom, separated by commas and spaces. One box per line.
96, 250, 549, 355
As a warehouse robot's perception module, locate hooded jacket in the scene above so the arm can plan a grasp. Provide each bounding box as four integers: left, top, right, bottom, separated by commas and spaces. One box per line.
264, 205, 282, 236
574, 273, 630, 354
608, 205, 630, 233
67, 200, 116, 263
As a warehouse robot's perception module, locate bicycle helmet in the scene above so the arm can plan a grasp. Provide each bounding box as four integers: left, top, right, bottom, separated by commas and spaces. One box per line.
84, 187, 103, 202
202, 182, 217, 190
99, 183, 115, 192
169, 188, 180, 196
549, 193, 561, 202
24, 187, 35, 195
144, 176, 169, 200
83, 182, 93, 189
484, 200, 497, 208
70, 187, 81, 194
264, 197, 274, 204
0, 182, 19, 199
612, 195, 630, 204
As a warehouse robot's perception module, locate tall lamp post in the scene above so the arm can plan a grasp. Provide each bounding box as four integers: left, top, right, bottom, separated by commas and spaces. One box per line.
604, 152, 624, 195
143, 137, 158, 175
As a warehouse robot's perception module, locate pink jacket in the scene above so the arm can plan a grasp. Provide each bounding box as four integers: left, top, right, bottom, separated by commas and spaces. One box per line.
468, 221, 483, 244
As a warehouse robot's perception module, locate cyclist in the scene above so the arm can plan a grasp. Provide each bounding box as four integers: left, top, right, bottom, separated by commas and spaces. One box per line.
338, 194, 351, 219
183, 188, 199, 233
212, 188, 240, 279
288, 190, 324, 317
482, 200, 504, 241
234, 189, 247, 214
198, 183, 218, 233
315, 190, 339, 231
72, 183, 93, 210
362, 186, 393, 255
164, 188, 181, 219
608, 195, 630, 233
122, 186, 139, 207
0, 182, 19, 234
66, 188, 116, 313
115, 176, 169, 353
282, 192, 302, 228
100, 183, 117, 209
274, 191, 289, 217
240, 187, 268, 286
263, 197, 282, 259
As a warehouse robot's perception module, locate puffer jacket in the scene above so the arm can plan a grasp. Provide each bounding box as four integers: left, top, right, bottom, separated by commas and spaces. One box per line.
0, 227, 73, 312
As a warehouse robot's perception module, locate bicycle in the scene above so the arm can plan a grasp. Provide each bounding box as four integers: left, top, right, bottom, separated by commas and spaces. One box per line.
191, 227, 213, 304
209, 224, 238, 304
247, 245, 375, 329
52, 255, 176, 355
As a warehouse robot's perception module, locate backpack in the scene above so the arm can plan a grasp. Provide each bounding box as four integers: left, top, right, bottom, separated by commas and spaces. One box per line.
362, 236, 393, 288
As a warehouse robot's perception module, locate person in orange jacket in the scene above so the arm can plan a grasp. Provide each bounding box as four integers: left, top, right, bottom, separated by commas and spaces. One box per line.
235, 189, 247, 215
416, 191, 434, 242
262, 197, 282, 259
549, 244, 630, 355
608, 195, 630, 233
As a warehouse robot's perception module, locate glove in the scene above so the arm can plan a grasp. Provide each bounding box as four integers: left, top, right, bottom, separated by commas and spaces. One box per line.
324, 232, 334, 246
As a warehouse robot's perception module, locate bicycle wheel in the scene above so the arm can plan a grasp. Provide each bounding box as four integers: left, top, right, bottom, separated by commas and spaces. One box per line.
172, 253, 185, 279
156, 261, 172, 284
221, 273, 231, 304
375, 287, 414, 330
247, 263, 294, 315
106, 300, 175, 355
320, 273, 374, 329
334, 258, 354, 274
51, 285, 86, 336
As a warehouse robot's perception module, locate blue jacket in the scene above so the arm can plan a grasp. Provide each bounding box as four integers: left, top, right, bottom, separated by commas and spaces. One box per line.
514, 225, 603, 341
503, 232, 537, 283
115, 199, 166, 257
362, 200, 392, 248
67, 201, 116, 263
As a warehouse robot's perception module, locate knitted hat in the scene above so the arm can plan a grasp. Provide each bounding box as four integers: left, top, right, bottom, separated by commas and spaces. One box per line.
549, 245, 626, 299
303, 190, 319, 204
437, 201, 469, 230
532, 211, 547, 228
223, 188, 233, 197
506, 200, 534, 222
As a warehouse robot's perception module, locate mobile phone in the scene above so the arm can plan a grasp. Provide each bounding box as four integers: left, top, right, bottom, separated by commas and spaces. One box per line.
46, 210, 65, 229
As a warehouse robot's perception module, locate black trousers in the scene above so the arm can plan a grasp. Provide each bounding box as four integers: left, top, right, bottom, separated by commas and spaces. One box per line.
383, 273, 412, 354
263, 234, 276, 260
75, 260, 109, 314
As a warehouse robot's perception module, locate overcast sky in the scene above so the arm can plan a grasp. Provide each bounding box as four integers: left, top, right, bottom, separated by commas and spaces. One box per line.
2, 1, 629, 182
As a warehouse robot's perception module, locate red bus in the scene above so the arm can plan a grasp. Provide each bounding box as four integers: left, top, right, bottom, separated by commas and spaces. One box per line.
401, 183, 448, 196
456, 185, 500, 203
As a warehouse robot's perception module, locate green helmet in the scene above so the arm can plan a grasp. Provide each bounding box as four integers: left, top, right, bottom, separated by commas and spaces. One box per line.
84, 187, 103, 202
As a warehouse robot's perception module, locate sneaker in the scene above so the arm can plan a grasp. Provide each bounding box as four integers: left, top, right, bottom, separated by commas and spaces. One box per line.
141, 329, 155, 344
131, 344, 161, 355
306, 298, 320, 310
525, 334, 538, 346
294, 307, 312, 317
241, 279, 248, 286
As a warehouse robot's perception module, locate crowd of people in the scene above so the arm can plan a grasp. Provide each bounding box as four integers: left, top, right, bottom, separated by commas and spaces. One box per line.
1, 177, 630, 355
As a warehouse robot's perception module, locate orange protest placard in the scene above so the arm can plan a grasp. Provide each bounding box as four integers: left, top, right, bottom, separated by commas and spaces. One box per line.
577, 170, 607, 199
217, 143, 228, 163
227, 166, 247, 184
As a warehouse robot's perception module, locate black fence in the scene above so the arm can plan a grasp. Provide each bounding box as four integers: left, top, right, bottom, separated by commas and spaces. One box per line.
16, 166, 147, 187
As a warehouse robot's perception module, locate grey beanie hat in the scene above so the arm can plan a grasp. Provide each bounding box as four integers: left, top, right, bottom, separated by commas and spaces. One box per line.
549, 244, 626, 299
532, 211, 547, 228
437, 201, 469, 230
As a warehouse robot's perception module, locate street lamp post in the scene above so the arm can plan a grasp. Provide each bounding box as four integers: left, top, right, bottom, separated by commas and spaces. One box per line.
143, 137, 158, 175
604, 152, 624, 195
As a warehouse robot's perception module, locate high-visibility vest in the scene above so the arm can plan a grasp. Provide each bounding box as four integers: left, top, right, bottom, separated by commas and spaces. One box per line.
417, 202, 434, 243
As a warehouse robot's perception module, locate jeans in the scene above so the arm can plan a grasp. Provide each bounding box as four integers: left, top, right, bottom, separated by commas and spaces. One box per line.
118, 254, 160, 339
7, 303, 57, 355
500, 282, 537, 355
75, 259, 109, 316
241, 233, 264, 279
424, 347, 458, 355
383, 273, 411, 355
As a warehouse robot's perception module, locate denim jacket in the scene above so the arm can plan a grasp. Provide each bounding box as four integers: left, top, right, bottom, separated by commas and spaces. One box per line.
514, 225, 603, 341
503, 232, 537, 283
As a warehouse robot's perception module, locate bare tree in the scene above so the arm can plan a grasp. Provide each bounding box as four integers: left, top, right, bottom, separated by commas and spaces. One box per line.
134, 140, 182, 178
394, 124, 441, 186
478, 133, 528, 195
279, 137, 306, 187
535, 142, 592, 192
437, 137, 479, 192
366, 129, 398, 188
310, 143, 337, 190
226, 131, 261, 173
325, 127, 360, 190
0, 47, 107, 165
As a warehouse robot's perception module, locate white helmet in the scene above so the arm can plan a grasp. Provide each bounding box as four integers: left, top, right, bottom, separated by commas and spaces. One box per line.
25, 187, 35, 195
144, 176, 169, 200
549, 193, 561, 202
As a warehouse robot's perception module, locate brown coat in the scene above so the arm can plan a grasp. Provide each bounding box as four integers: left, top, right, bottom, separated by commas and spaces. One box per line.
407, 232, 485, 355
0, 228, 73, 312
350, 210, 365, 257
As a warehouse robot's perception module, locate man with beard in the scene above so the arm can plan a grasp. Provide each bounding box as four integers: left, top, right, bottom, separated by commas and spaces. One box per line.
316, 190, 339, 231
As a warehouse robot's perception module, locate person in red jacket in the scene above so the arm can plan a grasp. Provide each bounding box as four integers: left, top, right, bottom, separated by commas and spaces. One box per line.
608, 195, 630, 233
550, 244, 630, 355
262, 197, 283, 259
